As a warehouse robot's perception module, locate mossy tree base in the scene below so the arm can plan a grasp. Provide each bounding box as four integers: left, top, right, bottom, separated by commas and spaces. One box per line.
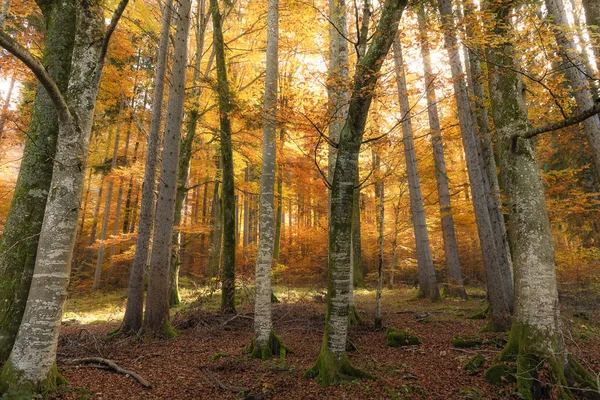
140, 322, 178, 341
441, 284, 468, 300
246, 331, 287, 360
304, 348, 372, 387
0, 360, 67, 396
486, 323, 600, 399
385, 327, 421, 347
348, 305, 361, 326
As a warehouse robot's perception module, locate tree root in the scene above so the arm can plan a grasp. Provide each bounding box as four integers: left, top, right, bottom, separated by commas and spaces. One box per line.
246, 330, 287, 360
70, 358, 151, 388
304, 348, 372, 387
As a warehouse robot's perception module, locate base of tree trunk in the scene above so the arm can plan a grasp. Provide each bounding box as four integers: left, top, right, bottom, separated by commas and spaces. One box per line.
441, 283, 467, 300
0, 360, 66, 396
418, 286, 441, 302
246, 330, 287, 360
304, 347, 371, 387
140, 322, 178, 340
485, 323, 600, 399
348, 305, 361, 326
170, 289, 181, 308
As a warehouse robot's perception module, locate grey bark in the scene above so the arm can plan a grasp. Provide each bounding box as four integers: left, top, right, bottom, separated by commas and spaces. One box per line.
142, 0, 191, 336
437, 0, 512, 330
546, 0, 600, 183
0, 0, 10, 29
416, 5, 465, 299
122, 0, 172, 335
392, 37, 439, 301
0, 0, 76, 363
0, 0, 128, 390
373, 151, 384, 327
582, 0, 600, 67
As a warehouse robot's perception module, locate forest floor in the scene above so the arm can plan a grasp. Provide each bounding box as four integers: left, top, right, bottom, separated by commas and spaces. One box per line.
49, 283, 600, 399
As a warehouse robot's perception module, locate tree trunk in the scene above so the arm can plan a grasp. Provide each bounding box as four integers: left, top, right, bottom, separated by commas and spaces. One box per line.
142, 0, 191, 337
121, 0, 172, 336
487, 3, 599, 397
416, 5, 466, 299
582, 0, 600, 67
373, 151, 384, 328
210, 0, 236, 314
392, 37, 439, 301
248, 0, 285, 359
0, 0, 11, 29
546, 0, 600, 183
243, 165, 250, 247
207, 177, 222, 276
0, 0, 76, 363
0, 70, 16, 142
0, 0, 124, 391
305, 0, 407, 386
437, 0, 512, 331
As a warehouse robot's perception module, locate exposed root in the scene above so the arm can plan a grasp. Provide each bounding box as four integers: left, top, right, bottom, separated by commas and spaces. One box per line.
246, 330, 287, 360
304, 348, 372, 387
70, 358, 151, 388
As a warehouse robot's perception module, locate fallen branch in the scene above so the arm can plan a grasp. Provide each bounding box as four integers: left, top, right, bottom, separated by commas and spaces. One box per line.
200, 366, 247, 393
222, 313, 253, 326
70, 357, 152, 388
450, 348, 500, 354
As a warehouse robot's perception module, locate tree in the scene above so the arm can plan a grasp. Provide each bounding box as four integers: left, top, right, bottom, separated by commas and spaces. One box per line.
582, 0, 600, 70
210, 0, 237, 314
304, 0, 408, 386
416, 4, 465, 299
486, 1, 600, 397
392, 35, 439, 301
142, 0, 192, 338
437, 0, 512, 331
0, 0, 128, 392
373, 150, 385, 327
247, 0, 286, 359
0, 0, 76, 362
121, 0, 173, 336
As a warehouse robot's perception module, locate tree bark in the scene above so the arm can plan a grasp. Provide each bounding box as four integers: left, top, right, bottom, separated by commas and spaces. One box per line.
487, 2, 599, 397
416, 5, 465, 299
0, 70, 16, 142
546, 0, 600, 183
437, 0, 512, 331
142, 0, 191, 337
582, 0, 600, 67
305, 0, 407, 386
0, 0, 128, 391
121, 0, 172, 335
392, 36, 440, 301
0, 0, 76, 363
373, 151, 384, 328
210, 0, 236, 314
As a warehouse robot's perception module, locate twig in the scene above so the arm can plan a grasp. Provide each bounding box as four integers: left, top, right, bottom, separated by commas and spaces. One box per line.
222, 313, 254, 326
450, 348, 500, 354
200, 366, 247, 393
70, 357, 152, 388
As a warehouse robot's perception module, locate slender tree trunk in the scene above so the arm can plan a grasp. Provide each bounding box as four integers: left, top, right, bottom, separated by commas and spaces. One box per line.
305, 0, 407, 385
437, 0, 512, 331
243, 165, 250, 247
211, 0, 236, 314
0, 0, 125, 391
582, 0, 600, 67
248, 0, 284, 358
393, 37, 439, 301
0, 0, 76, 363
487, 3, 599, 397
207, 177, 222, 276
546, 0, 600, 183
0, 0, 11, 29
88, 175, 105, 245
121, 0, 172, 335
273, 128, 284, 261
417, 5, 466, 299
142, 0, 191, 337
0, 70, 16, 142
373, 151, 384, 328
351, 176, 363, 287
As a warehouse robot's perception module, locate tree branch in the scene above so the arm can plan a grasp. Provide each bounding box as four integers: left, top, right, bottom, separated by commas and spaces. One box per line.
516, 101, 600, 140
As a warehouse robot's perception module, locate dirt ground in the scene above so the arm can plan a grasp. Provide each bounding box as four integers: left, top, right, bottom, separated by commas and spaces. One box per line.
50, 286, 600, 399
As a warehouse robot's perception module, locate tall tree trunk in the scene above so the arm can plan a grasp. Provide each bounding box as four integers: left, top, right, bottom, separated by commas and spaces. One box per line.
207, 177, 222, 276
546, 0, 600, 182
416, 5, 466, 299
392, 37, 439, 301
142, 0, 191, 337
0, 0, 76, 363
373, 151, 384, 328
487, 2, 599, 397
211, 0, 236, 314
273, 128, 284, 261
248, 0, 284, 358
121, 0, 172, 335
93, 100, 124, 290
0, 70, 16, 142
243, 165, 250, 247
0, 0, 11, 29
0, 0, 127, 391
305, 0, 407, 385
351, 176, 363, 287
437, 0, 512, 331
582, 0, 600, 67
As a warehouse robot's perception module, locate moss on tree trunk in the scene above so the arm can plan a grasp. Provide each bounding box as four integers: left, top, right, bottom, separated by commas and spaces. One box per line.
247, 331, 287, 360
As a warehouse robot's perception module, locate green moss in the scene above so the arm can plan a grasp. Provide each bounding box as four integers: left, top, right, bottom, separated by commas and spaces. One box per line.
348, 304, 361, 326
271, 291, 280, 303
463, 353, 485, 375
385, 327, 421, 347
467, 307, 488, 320
304, 347, 371, 387
246, 331, 287, 361
484, 363, 516, 385
457, 386, 484, 400
210, 352, 227, 361
451, 336, 483, 348
0, 360, 66, 396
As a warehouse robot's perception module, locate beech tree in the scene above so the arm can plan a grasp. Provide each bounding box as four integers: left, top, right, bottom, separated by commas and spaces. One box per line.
486, 1, 600, 396
0, 0, 76, 362
304, 0, 408, 385
0, 0, 128, 392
